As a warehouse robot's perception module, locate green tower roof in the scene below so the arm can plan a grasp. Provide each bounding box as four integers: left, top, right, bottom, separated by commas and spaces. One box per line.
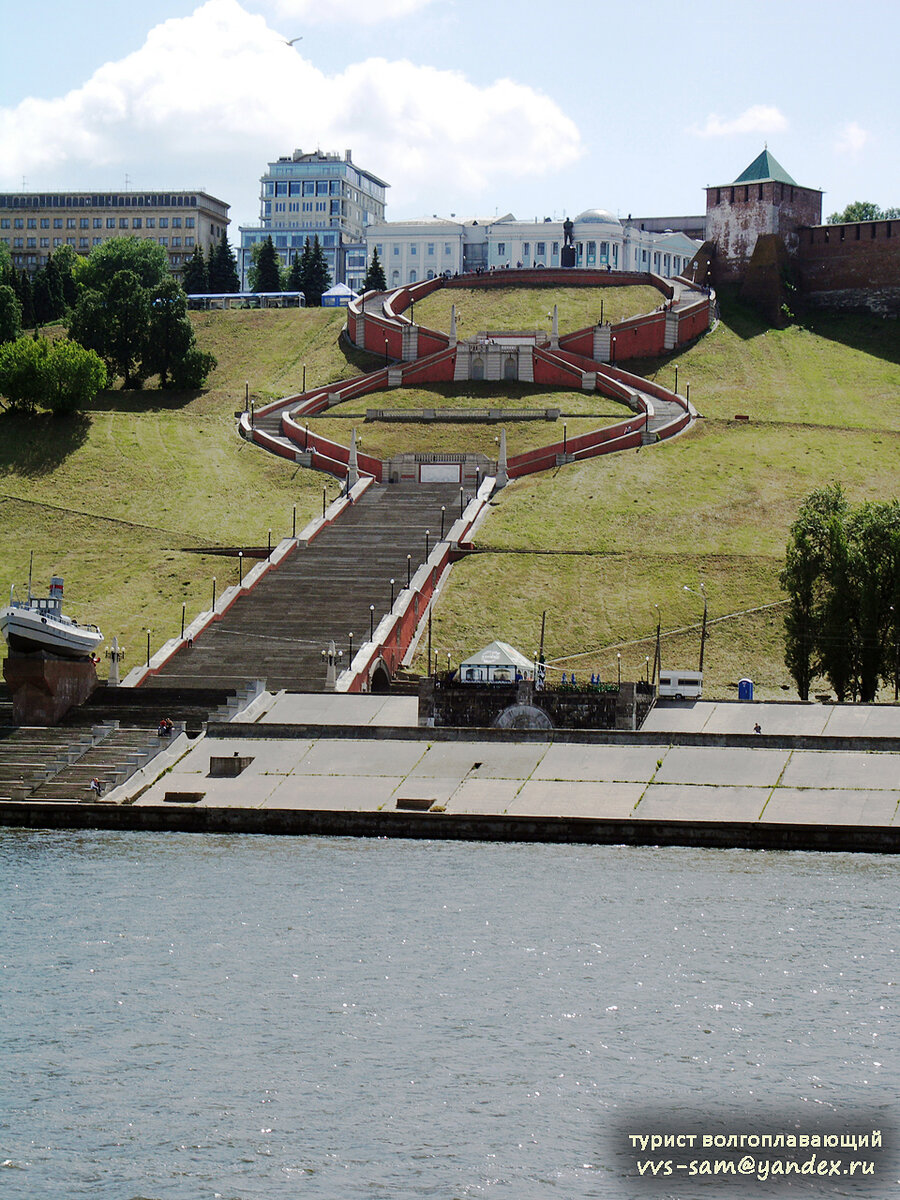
734, 149, 797, 186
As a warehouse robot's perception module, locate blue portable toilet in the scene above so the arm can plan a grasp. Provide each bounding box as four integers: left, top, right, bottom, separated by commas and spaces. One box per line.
738, 678, 754, 701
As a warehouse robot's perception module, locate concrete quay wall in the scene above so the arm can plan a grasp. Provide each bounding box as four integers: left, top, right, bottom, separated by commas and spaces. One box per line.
2, 800, 899, 855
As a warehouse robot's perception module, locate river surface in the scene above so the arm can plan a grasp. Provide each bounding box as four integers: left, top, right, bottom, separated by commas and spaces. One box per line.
1, 830, 897, 1199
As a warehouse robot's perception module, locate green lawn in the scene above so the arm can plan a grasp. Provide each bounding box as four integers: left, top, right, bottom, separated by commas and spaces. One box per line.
414, 284, 664, 336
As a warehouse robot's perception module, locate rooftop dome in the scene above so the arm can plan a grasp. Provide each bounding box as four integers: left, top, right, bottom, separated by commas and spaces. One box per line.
575, 208, 620, 225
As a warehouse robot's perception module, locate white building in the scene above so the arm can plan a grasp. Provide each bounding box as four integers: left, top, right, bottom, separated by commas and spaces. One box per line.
367, 209, 701, 285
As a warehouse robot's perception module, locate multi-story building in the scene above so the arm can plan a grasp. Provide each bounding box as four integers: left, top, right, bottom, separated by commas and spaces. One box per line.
238, 149, 388, 292
0, 190, 229, 279
367, 209, 701, 287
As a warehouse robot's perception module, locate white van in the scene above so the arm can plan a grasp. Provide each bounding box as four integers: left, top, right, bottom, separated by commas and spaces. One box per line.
657, 670, 703, 700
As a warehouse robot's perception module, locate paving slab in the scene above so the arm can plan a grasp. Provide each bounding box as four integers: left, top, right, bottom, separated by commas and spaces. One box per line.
641, 701, 715, 733
698, 702, 831, 737
654, 746, 789, 787
264, 774, 402, 810
531, 743, 665, 783
444, 777, 524, 814
199, 738, 315, 776
289, 738, 427, 777
761, 788, 900, 826
403, 740, 546, 780
512, 780, 644, 819
390, 775, 470, 807
635, 784, 770, 822
780, 750, 900, 791
136, 771, 282, 809
261, 692, 419, 726
820, 707, 900, 738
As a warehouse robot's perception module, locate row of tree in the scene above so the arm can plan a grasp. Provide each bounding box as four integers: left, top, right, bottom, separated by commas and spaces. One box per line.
179, 232, 241, 294
244, 235, 334, 306
0, 237, 216, 409
782, 484, 900, 702
827, 201, 900, 224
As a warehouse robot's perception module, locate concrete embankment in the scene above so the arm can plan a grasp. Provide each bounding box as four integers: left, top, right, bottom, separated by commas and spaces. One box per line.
2, 798, 899, 854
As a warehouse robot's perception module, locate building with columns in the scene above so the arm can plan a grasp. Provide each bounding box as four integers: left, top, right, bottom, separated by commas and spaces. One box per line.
366, 209, 701, 286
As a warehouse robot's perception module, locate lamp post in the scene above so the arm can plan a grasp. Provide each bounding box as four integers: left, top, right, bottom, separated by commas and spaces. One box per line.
459, 486, 465, 518
617, 652, 621, 686
238, 550, 244, 585
384, 336, 389, 368
611, 336, 617, 366
684, 583, 708, 672
348, 632, 354, 662
369, 604, 375, 641
563, 422, 567, 455
600, 297, 604, 326
212, 576, 217, 610
322, 487, 327, 519
440, 506, 446, 540
181, 602, 186, 639
407, 554, 412, 587
674, 365, 679, 395
425, 529, 430, 559
390, 578, 395, 608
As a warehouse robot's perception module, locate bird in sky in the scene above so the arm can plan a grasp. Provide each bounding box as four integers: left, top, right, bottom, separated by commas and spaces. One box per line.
284, 36, 303, 45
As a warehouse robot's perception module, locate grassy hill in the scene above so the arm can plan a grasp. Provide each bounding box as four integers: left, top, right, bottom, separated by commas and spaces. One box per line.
2, 289, 897, 700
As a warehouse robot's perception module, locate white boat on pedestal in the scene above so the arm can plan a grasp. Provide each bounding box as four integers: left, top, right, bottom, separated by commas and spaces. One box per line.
0, 575, 104, 660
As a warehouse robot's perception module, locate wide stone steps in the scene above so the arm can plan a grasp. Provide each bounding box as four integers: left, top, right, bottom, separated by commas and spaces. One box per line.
142, 483, 461, 693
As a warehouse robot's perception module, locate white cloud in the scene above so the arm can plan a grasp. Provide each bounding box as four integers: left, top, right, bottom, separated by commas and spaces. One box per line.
0, 0, 581, 224
690, 105, 788, 139
261, 0, 435, 24
834, 121, 871, 154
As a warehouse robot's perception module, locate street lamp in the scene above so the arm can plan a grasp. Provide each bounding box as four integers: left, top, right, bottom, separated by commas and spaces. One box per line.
617, 652, 621, 686
369, 604, 375, 641
390, 578, 395, 608
407, 554, 412, 587
440, 506, 446, 539
384, 336, 389, 368
238, 550, 244, 585
611, 336, 617, 366
674, 365, 679, 395
684, 583, 708, 672
425, 529, 430, 559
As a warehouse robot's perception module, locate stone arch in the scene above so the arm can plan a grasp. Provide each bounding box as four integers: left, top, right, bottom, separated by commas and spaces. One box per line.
503, 354, 517, 380
369, 659, 391, 693
492, 704, 554, 730
472, 355, 485, 380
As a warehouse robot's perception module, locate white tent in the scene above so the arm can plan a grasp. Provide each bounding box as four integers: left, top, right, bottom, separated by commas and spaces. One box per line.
458, 640, 533, 684
321, 282, 359, 308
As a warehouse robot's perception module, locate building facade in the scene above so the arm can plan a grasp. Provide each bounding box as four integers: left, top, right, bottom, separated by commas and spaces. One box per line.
366, 209, 701, 287
238, 149, 388, 292
0, 190, 229, 279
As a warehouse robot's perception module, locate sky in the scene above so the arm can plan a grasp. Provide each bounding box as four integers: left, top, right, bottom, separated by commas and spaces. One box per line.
1, 0, 898, 234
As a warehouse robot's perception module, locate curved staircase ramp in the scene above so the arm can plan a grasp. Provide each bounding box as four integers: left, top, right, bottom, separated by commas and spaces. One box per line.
141, 482, 463, 694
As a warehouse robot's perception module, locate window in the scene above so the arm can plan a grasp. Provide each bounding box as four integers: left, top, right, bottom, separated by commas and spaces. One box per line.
106, 218, 116, 229
185, 217, 195, 228
67, 218, 76, 229
552, 242, 559, 254
26, 237, 36, 248
316, 181, 328, 195
146, 217, 155, 228
93, 218, 102, 228
79, 237, 89, 248
53, 237, 62, 247
185, 237, 194, 247
133, 218, 142, 229
315, 201, 326, 212
66, 237, 75, 246
536, 241, 545, 256
393, 245, 399, 255
41, 218, 50, 229
172, 237, 181, 247
80, 217, 89, 229
427, 243, 435, 256
159, 218, 168, 228
497, 242, 505, 256
27, 218, 36, 229
159, 237, 168, 246
444, 243, 452, 255
172, 217, 181, 228
40, 237, 49, 248
55, 218, 63, 228
302, 201, 312, 212
119, 218, 128, 228
410, 244, 417, 255
13, 218, 23, 229
93, 238, 102, 246
523, 242, 530, 257
0, 219, 8, 229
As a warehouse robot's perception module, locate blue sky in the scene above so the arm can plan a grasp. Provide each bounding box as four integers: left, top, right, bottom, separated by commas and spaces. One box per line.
1, 0, 897, 232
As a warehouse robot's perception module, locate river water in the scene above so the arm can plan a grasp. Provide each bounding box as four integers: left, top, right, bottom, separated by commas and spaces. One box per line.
1, 830, 897, 1199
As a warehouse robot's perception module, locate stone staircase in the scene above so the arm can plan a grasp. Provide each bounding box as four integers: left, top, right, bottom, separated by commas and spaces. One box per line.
141, 482, 462, 694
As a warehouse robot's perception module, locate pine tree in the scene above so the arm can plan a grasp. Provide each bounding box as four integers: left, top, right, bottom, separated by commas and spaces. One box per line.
251, 236, 282, 292
363, 247, 386, 292
17, 271, 35, 329
181, 243, 209, 294
208, 233, 240, 293
287, 250, 305, 292
304, 235, 332, 307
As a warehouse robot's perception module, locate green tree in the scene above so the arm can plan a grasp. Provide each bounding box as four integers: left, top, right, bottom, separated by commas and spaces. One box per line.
32, 255, 65, 327
80, 237, 169, 291
286, 250, 305, 292
0, 336, 47, 413
0, 285, 22, 344
53, 244, 82, 308
43, 339, 107, 414
181, 243, 209, 294
70, 269, 149, 388
208, 232, 240, 293
827, 201, 900, 224
143, 278, 215, 389
249, 236, 283, 292
363, 247, 386, 292
303, 235, 332, 306
17, 271, 35, 329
